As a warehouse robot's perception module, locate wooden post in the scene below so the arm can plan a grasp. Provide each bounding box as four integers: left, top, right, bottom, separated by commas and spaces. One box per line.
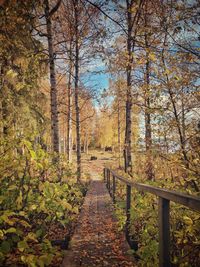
126, 184, 131, 241
108, 169, 110, 193
103, 168, 106, 182
158, 197, 170, 267
106, 169, 108, 189
109, 173, 112, 197
112, 175, 116, 203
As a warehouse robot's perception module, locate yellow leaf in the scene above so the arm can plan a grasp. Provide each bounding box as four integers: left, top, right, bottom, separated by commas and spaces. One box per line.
62, 201, 72, 211
23, 185, 29, 192
6, 69, 17, 78
183, 216, 193, 225
29, 204, 37, 211
25, 232, 38, 242
16, 191, 23, 209
0, 230, 4, 240
149, 53, 156, 61
19, 219, 31, 228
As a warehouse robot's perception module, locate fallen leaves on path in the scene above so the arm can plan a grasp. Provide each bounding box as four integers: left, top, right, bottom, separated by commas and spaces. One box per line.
62, 181, 136, 267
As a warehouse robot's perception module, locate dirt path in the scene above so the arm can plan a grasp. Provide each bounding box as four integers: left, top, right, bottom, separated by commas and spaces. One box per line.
81, 150, 117, 180
61, 180, 136, 267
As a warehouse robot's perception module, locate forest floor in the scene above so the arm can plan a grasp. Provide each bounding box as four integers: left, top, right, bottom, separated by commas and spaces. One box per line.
61, 180, 135, 267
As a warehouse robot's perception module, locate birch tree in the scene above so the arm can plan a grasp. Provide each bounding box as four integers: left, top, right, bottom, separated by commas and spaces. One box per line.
44, 0, 62, 155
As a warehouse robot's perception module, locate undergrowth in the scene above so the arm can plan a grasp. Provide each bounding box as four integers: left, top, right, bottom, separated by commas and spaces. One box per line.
0, 138, 87, 267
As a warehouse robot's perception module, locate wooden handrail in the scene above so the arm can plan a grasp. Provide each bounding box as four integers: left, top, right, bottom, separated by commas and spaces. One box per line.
107, 169, 200, 212
103, 168, 200, 267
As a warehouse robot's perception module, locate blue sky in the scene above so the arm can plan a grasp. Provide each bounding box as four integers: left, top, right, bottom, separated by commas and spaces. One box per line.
81, 64, 110, 103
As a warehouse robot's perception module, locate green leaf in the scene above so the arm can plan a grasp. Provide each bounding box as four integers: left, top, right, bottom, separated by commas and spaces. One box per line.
0, 240, 11, 253
30, 149, 36, 159
0, 196, 4, 204
0, 211, 15, 225
37, 162, 44, 170
17, 240, 29, 252
37, 259, 44, 267
12, 235, 20, 243
39, 254, 53, 266
5, 227, 17, 234
8, 185, 17, 191
36, 229, 44, 238
21, 255, 37, 266
0, 252, 5, 261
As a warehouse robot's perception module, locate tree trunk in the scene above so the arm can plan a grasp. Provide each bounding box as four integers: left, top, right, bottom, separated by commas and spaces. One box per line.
2, 94, 8, 136
0, 63, 9, 137
84, 130, 88, 154
117, 97, 121, 168
74, 0, 81, 182
181, 87, 186, 150
144, 8, 154, 181
124, 0, 133, 174
86, 136, 89, 155
161, 51, 188, 166
44, 0, 59, 155
67, 40, 73, 163
161, 47, 200, 191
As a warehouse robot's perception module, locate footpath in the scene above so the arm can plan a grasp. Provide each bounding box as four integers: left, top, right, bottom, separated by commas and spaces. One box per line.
62, 180, 136, 267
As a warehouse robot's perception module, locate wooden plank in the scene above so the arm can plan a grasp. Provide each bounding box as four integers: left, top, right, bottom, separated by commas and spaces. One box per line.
158, 197, 170, 267
62, 180, 135, 267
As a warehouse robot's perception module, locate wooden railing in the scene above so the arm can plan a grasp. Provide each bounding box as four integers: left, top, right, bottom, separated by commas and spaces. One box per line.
103, 168, 200, 267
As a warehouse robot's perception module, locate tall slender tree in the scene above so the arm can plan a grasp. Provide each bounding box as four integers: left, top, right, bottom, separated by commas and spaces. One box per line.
124, 0, 144, 173
44, 0, 62, 155
143, 1, 154, 180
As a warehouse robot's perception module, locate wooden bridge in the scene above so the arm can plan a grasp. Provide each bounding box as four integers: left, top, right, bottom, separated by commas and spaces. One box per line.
62, 168, 200, 267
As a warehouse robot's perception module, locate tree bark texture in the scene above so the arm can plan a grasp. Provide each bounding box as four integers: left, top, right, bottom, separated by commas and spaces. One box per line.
117, 96, 121, 168
67, 40, 73, 163
124, 0, 133, 174
144, 6, 154, 180
44, 0, 60, 154
74, 0, 81, 181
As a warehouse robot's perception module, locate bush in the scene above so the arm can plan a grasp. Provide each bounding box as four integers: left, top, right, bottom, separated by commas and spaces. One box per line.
0, 139, 85, 266
114, 177, 200, 266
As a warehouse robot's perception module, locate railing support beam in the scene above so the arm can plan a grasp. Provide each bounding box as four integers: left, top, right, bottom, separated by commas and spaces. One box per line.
103, 168, 200, 267
112, 175, 116, 203
159, 197, 170, 267
103, 168, 106, 182
108, 169, 110, 193
126, 184, 131, 242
